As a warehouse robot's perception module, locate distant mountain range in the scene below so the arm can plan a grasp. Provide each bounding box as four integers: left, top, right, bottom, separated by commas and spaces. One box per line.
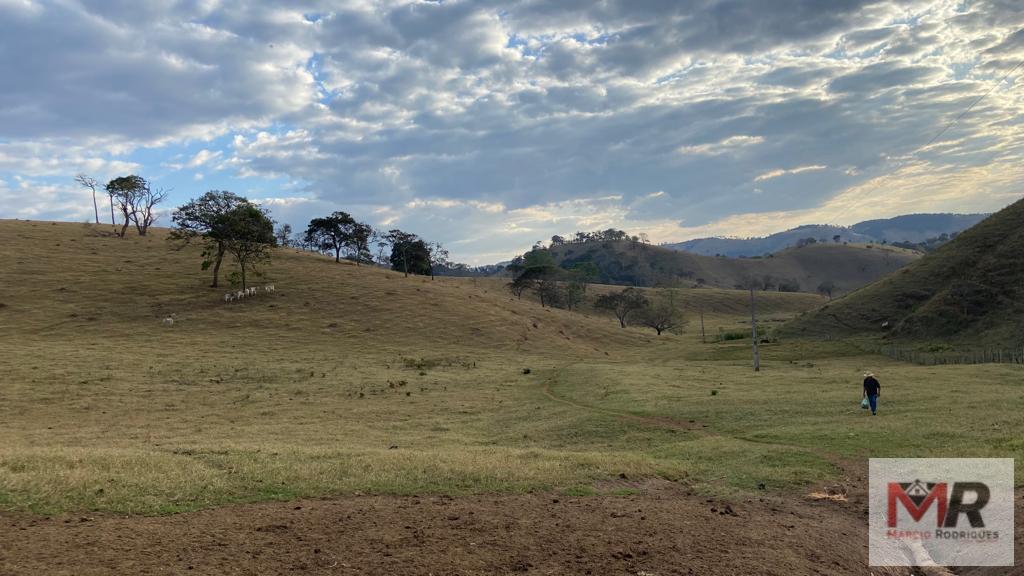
666, 213, 989, 257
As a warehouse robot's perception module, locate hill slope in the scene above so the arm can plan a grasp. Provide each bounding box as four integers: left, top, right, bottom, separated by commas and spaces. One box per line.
784, 199, 1024, 347
667, 213, 987, 257
549, 239, 919, 295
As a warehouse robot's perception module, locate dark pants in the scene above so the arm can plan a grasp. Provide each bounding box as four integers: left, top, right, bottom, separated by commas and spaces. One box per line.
867, 394, 878, 414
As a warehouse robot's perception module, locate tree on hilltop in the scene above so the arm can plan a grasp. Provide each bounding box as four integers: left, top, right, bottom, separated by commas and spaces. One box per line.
170, 191, 253, 288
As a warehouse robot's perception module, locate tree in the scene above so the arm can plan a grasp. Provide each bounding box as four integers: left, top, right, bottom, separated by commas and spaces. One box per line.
638, 288, 687, 335
222, 204, 275, 290
759, 274, 776, 291
347, 222, 374, 265
506, 275, 532, 299
75, 174, 100, 225
305, 212, 357, 263
833, 234, 841, 243
817, 280, 837, 300
533, 277, 563, 308
426, 241, 450, 279
103, 175, 166, 237
595, 287, 649, 328
275, 223, 293, 247
564, 262, 598, 311
384, 230, 430, 276
170, 191, 252, 288
132, 184, 168, 236
777, 278, 801, 292
105, 175, 148, 237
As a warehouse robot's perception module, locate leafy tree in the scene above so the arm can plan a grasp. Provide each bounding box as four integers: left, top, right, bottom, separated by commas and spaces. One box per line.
533, 277, 563, 308
595, 287, 649, 328
564, 262, 598, 311
305, 212, 357, 263
384, 230, 431, 276
222, 204, 275, 290
777, 278, 801, 292
506, 275, 532, 299
759, 274, 776, 291
171, 191, 253, 288
817, 280, 837, 300
348, 222, 374, 265
638, 288, 686, 335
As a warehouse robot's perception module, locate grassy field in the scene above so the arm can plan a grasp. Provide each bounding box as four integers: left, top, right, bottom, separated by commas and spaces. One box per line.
0, 220, 1021, 516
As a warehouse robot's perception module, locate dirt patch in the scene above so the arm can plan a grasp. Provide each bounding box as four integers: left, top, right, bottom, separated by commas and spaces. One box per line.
0, 484, 878, 576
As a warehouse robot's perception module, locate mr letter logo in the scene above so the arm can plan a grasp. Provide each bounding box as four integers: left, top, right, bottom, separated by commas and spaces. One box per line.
869, 459, 1013, 567
887, 480, 990, 528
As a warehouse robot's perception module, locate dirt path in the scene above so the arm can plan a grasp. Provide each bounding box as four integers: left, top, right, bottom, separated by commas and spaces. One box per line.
1, 483, 873, 576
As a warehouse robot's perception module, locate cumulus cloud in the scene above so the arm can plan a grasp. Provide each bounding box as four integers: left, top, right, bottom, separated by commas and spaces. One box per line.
1, 0, 1024, 263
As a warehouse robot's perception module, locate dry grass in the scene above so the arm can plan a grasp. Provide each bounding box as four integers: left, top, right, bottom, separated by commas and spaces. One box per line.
0, 220, 1019, 515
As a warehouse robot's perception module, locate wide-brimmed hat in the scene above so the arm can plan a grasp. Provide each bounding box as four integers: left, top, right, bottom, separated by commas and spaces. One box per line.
864, 371, 875, 377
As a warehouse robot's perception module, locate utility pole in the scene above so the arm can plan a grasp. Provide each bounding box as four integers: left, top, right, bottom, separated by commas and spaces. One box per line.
699, 305, 706, 343
750, 287, 760, 372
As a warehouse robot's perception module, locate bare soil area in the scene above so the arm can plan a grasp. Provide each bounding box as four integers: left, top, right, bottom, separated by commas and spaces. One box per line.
1, 480, 869, 576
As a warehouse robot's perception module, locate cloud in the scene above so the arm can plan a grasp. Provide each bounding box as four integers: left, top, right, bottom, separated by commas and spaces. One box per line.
754, 164, 827, 182
1, 0, 1024, 264
678, 135, 765, 156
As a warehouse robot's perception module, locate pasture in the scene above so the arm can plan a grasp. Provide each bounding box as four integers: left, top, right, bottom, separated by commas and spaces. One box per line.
1, 219, 1021, 520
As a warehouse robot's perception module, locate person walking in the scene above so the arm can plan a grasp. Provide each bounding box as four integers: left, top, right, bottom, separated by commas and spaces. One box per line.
863, 371, 881, 415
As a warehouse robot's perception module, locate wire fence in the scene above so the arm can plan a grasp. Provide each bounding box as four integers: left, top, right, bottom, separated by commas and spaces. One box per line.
873, 345, 1024, 366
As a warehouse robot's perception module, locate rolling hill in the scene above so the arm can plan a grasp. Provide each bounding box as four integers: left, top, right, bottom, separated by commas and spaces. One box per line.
665, 225, 873, 257
548, 238, 919, 295
666, 213, 988, 257
783, 199, 1024, 347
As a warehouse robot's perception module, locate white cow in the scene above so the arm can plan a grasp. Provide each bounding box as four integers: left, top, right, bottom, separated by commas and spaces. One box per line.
162, 317, 174, 327
224, 293, 234, 303
237, 290, 245, 300
265, 284, 275, 293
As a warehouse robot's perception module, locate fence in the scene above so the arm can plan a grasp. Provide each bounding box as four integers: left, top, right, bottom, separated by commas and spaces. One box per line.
872, 345, 1024, 366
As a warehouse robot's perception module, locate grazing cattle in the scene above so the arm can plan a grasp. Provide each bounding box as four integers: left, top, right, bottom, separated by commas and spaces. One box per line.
162, 317, 174, 327
224, 293, 234, 303
237, 290, 245, 300
265, 284, 275, 293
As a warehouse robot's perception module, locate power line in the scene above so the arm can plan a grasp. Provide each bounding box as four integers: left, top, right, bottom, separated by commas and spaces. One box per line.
836, 52, 1024, 218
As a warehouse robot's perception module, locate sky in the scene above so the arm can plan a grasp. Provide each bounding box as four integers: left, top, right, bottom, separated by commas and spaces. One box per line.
1, 0, 1023, 265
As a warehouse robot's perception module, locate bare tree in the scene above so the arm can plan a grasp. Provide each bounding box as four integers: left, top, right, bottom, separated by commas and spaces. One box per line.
75, 174, 100, 225
427, 241, 450, 280
133, 185, 168, 236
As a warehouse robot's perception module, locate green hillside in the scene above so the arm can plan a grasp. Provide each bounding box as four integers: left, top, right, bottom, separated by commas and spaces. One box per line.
548, 239, 919, 295
784, 197, 1024, 348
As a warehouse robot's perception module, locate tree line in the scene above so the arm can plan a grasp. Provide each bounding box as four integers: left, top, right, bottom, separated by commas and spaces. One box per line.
506, 248, 686, 335
76, 171, 457, 289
